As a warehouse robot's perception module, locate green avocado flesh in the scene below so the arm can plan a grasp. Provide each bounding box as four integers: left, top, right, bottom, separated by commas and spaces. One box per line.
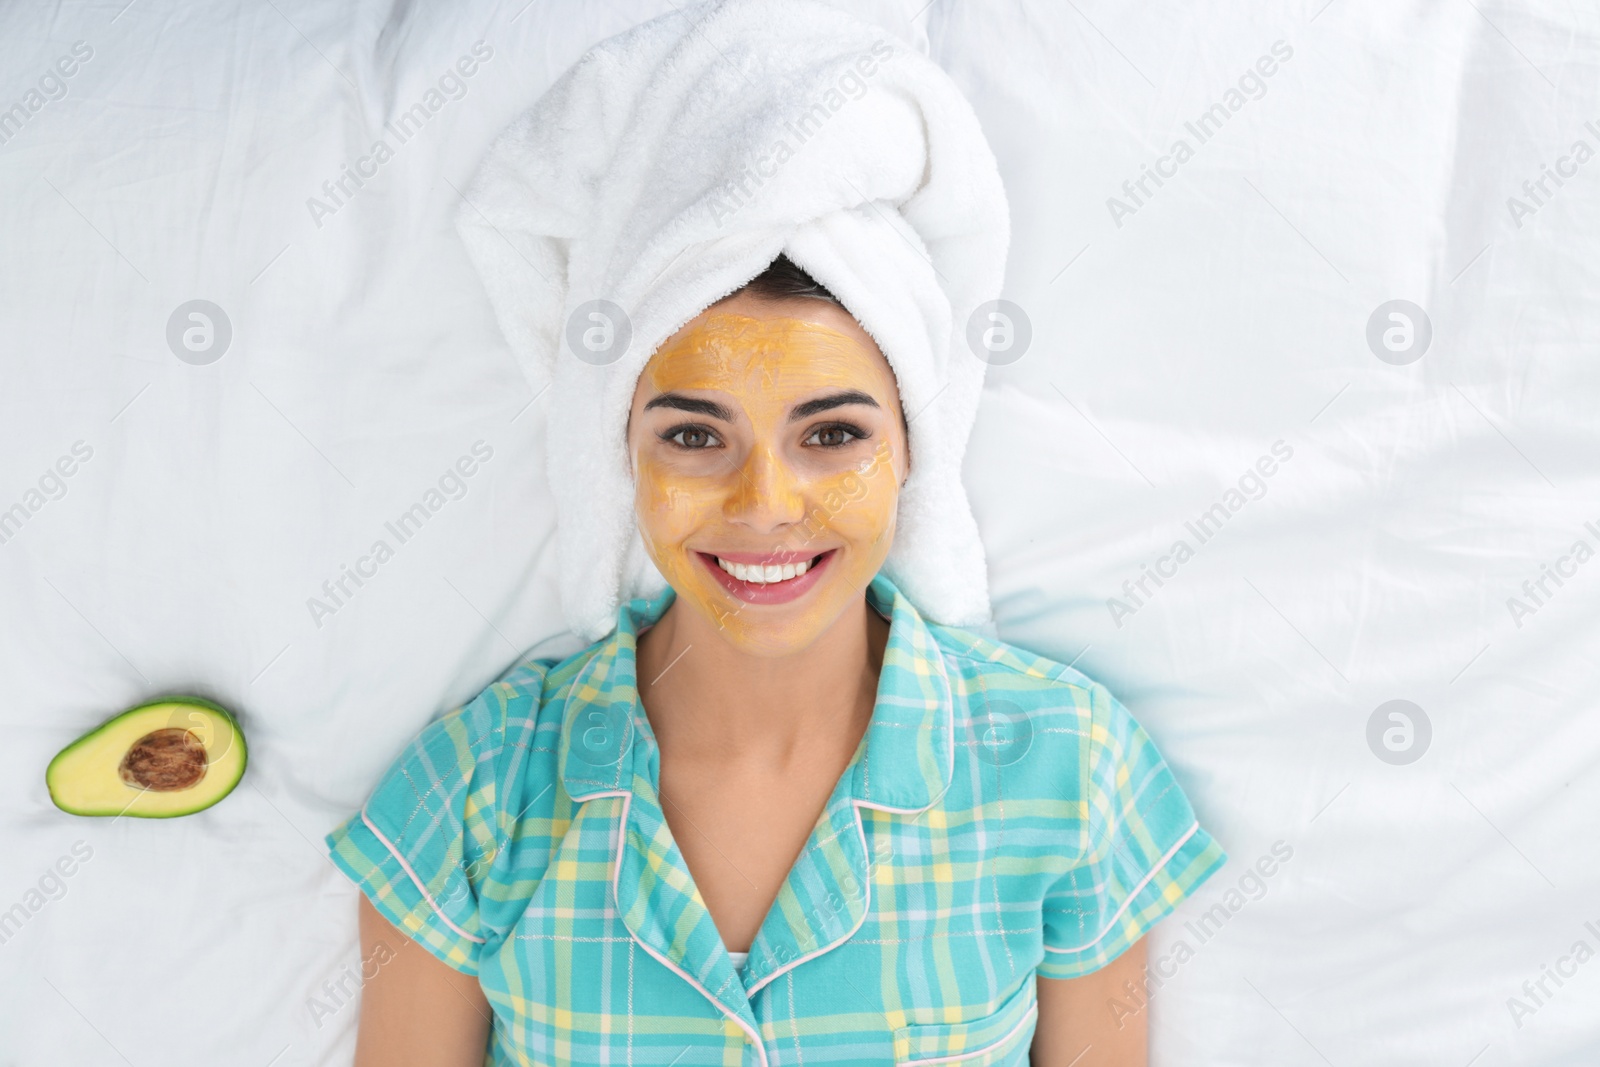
46, 697, 247, 818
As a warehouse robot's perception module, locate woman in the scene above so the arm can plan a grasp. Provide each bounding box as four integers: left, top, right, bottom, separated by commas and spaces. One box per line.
324, 255, 1227, 1065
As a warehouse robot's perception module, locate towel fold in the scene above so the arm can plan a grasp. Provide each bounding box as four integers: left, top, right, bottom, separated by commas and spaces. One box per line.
456, 0, 1011, 642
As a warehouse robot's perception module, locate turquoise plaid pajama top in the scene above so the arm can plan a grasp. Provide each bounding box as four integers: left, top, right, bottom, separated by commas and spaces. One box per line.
324, 573, 1227, 1065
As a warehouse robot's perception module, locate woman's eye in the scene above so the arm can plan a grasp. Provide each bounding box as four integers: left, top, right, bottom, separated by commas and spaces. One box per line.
665, 426, 720, 449
805, 423, 866, 449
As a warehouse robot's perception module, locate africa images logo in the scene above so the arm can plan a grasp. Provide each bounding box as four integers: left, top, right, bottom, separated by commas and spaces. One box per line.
1107, 440, 1294, 629
305, 41, 494, 229
707, 38, 894, 227
1106, 40, 1294, 228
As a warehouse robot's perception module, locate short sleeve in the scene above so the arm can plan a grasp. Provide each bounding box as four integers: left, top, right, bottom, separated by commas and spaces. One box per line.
1038, 683, 1227, 980
324, 688, 511, 976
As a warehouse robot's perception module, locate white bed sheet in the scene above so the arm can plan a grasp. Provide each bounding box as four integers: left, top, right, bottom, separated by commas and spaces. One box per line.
1, 1, 1597, 1063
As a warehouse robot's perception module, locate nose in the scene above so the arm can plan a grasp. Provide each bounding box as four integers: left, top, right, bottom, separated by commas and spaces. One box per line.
725, 444, 805, 533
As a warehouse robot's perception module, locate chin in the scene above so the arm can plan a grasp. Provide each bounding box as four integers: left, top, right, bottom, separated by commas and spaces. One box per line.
682, 578, 855, 658
714, 617, 836, 658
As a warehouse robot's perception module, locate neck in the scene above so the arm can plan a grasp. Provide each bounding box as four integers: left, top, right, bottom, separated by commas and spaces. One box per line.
635, 595, 889, 771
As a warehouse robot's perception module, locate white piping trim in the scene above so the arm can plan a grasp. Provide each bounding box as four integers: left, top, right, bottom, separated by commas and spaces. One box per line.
746, 797, 878, 999
746, 671, 954, 997
1042, 820, 1200, 954
898, 999, 1039, 1066
604, 791, 771, 1067
360, 807, 487, 945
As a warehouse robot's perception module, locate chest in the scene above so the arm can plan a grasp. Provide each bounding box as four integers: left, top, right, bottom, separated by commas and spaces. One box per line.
655, 754, 848, 952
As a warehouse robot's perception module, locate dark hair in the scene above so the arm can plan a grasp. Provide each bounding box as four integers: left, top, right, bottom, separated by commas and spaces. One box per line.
736, 253, 844, 307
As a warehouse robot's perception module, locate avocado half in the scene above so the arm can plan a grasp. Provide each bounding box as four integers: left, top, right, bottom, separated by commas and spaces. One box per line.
46, 696, 247, 818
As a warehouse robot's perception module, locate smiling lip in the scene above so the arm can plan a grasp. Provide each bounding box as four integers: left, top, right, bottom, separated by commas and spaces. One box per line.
699, 549, 835, 605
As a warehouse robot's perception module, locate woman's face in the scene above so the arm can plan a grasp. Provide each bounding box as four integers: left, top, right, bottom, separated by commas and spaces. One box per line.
626, 292, 908, 657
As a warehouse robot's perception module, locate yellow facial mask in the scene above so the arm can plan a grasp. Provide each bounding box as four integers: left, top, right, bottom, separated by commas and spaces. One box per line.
629, 310, 907, 656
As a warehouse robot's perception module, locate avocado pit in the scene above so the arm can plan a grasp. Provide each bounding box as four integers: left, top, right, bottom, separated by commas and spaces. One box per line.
117, 728, 209, 791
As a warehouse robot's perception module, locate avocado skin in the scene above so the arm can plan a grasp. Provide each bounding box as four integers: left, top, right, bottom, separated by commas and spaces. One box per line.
46, 696, 249, 818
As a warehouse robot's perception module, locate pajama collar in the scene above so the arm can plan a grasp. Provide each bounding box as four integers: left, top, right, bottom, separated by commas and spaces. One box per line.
556, 571, 955, 1008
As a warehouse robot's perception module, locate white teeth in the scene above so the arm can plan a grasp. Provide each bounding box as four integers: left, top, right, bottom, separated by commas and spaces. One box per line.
715, 557, 813, 584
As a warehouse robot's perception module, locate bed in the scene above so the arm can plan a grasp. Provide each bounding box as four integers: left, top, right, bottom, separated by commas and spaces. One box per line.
1, 0, 1596, 1062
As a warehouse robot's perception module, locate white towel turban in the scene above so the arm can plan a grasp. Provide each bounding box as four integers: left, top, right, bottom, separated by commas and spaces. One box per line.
456, 0, 1011, 643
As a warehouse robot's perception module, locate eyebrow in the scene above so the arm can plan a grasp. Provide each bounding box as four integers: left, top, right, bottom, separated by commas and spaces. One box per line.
788, 390, 880, 421
643, 389, 881, 422
643, 393, 734, 420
